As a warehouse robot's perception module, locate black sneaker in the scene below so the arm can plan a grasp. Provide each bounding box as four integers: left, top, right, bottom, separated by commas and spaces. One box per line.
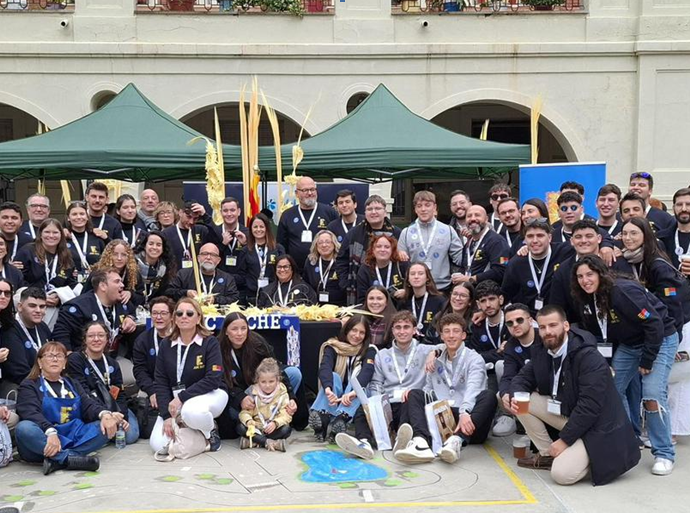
308, 410, 323, 438
209, 428, 221, 452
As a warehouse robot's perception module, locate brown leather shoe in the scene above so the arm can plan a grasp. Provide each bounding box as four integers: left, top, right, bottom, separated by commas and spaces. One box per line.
517, 454, 554, 470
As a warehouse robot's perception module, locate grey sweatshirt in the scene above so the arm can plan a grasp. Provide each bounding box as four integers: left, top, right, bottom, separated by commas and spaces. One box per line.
424, 346, 487, 414
398, 219, 464, 289
369, 339, 441, 401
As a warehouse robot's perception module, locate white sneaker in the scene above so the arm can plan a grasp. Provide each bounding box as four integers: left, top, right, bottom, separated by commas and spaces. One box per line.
335, 433, 374, 460
492, 416, 517, 437
440, 435, 463, 464
394, 437, 435, 464
651, 457, 674, 476
393, 423, 414, 455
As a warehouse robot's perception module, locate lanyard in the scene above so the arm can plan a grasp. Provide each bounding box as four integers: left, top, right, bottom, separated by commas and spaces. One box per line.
415, 219, 438, 258
375, 263, 392, 289
44, 254, 58, 289
95, 295, 118, 341
442, 347, 466, 393
9, 239, 17, 261
0, 265, 4, 279
675, 229, 690, 257
176, 225, 193, 254
341, 218, 352, 235
298, 207, 317, 231
87, 354, 110, 386
16, 314, 42, 352
605, 220, 618, 235
257, 245, 268, 278
485, 313, 504, 349
318, 257, 333, 291
222, 225, 239, 253
255, 394, 285, 428
42, 376, 70, 399
411, 292, 429, 329
593, 300, 608, 341
124, 226, 140, 248
153, 330, 160, 355
466, 229, 489, 272
93, 215, 106, 230
29, 223, 36, 240
72, 231, 91, 270
276, 280, 293, 307
231, 349, 240, 369
176, 342, 192, 384
551, 357, 563, 398
528, 249, 552, 297
200, 272, 216, 296
392, 341, 419, 385
492, 213, 504, 233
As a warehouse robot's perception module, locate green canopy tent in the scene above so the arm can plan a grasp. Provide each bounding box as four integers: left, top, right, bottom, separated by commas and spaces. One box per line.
257, 84, 531, 181
0, 83, 242, 182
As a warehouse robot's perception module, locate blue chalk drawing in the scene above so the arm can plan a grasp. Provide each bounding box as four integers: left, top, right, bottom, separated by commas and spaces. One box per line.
300, 450, 387, 483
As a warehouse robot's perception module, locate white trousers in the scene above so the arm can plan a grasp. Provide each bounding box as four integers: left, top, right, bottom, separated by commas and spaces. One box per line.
150, 389, 229, 453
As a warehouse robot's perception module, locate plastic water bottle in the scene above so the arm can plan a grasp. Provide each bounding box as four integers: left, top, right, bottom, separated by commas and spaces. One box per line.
115, 424, 126, 449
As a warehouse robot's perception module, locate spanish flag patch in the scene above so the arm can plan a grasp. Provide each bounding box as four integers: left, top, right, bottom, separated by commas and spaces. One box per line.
500, 257, 509, 265
212, 365, 222, 372
664, 288, 677, 297
638, 309, 651, 320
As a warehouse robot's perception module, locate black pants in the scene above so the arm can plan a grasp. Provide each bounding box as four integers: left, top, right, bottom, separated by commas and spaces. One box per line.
236, 423, 292, 447
405, 389, 497, 445
352, 402, 404, 448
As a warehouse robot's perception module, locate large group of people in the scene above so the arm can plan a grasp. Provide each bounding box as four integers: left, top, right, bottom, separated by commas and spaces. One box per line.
0, 172, 689, 487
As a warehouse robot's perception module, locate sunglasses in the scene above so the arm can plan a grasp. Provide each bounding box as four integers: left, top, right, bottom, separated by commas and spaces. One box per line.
560, 205, 580, 212
630, 172, 651, 180
491, 194, 509, 201
0, 290, 12, 298
175, 310, 195, 318
506, 317, 526, 328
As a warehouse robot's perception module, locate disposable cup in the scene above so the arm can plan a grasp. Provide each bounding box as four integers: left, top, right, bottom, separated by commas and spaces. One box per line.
512, 437, 528, 459
514, 392, 530, 415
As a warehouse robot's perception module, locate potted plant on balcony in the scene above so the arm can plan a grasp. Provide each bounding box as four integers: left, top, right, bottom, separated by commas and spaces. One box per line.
521, 0, 561, 10
169, 0, 196, 11
259, 0, 305, 15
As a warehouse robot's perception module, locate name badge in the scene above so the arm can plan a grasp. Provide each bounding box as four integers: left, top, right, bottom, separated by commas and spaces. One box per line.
172, 384, 186, 398
534, 298, 544, 310
391, 388, 404, 403
547, 398, 562, 416
182, 260, 193, 269
258, 278, 269, 289
77, 273, 87, 284
301, 230, 313, 243
598, 343, 613, 359
226, 256, 237, 267
319, 292, 330, 303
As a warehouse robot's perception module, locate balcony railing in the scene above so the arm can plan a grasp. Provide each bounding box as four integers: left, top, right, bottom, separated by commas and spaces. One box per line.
392, 0, 583, 13
0, 0, 74, 10
135, 0, 334, 15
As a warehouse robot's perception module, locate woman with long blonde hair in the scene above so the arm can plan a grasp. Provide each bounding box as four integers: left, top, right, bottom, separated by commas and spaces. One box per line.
83, 239, 144, 308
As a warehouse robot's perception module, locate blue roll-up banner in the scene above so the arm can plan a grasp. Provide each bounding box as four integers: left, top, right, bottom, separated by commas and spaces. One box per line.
519, 162, 607, 222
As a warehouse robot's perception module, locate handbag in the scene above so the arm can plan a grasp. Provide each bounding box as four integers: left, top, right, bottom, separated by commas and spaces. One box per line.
154, 417, 209, 461
0, 421, 12, 468
424, 398, 457, 455
132, 395, 159, 440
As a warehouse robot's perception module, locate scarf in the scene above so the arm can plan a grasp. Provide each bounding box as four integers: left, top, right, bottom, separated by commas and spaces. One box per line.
253, 384, 280, 405
622, 247, 644, 264
317, 337, 363, 388
137, 253, 167, 282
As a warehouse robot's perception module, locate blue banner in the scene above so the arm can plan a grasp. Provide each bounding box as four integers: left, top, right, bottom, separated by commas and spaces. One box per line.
519, 162, 607, 222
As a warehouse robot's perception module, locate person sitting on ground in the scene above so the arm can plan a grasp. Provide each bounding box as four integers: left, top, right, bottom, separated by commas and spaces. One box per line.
509, 305, 640, 486
335, 310, 441, 460
256, 255, 317, 308
150, 298, 227, 454
393, 313, 496, 465
309, 315, 377, 443
15, 342, 122, 475
238, 358, 293, 453
66, 321, 140, 446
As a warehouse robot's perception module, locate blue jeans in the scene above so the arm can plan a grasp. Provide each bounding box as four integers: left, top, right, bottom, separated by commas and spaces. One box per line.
613, 333, 678, 461
284, 366, 302, 393
118, 409, 140, 445
311, 373, 362, 419
625, 374, 642, 437
15, 420, 110, 464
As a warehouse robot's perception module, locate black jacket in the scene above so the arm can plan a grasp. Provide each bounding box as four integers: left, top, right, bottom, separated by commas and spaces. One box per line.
318, 345, 377, 391
199, 214, 249, 276
510, 327, 640, 486
578, 279, 677, 369
327, 215, 364, 245
356, 261, 408, 305
460, 229, 509, 284
237, 244, 285, 305
400, 293, 446, 342
302, 257, 347, 306
66, 231, 106, 281
277, 203, 338, 271
15, 244, 77, 291
133, 328, 159, 397
161, 224, 210, 272
82, 267, 146, 310
0, 320, 52, 384
646, 206, 676, 233
468, 317, 510, 365
166, 268, 239, 305
256, 277, 318, 309
52, 292, 134, 352
90, 213, 124, 241
0, 263, 24, 291
498, 333, 540, 397
66, 351, 127, 415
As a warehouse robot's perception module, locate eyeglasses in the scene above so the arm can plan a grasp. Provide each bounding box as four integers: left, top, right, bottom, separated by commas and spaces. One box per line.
451, 293, 470, 300
505, 317, 527, 328
29, 204, 50, 209
198, 252, 220, 258
276, 265, 291, 271
175, 310, 196, 318
630, 172, 652, 180
365, 206, 385, 213
559, 205, 580, 212
151, 310, 170, 318
297, 187, 317, 194
86, 333, 107, 340
0, 290, 12, 298
491, 194, 509, 201
42, 353, 65, 361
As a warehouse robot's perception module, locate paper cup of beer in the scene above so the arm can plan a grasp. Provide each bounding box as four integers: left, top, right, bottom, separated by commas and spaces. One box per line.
514, 392, 531, 415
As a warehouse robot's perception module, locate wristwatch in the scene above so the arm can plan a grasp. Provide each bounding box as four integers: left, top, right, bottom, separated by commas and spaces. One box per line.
45, 427, 58, 436
98, 410, 113, 420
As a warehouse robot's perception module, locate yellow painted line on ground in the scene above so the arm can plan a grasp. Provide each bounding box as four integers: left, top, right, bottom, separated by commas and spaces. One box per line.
63, 444, 537, 513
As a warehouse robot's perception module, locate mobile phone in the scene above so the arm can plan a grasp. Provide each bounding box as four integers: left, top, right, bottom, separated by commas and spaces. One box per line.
677, 351, 689, 362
